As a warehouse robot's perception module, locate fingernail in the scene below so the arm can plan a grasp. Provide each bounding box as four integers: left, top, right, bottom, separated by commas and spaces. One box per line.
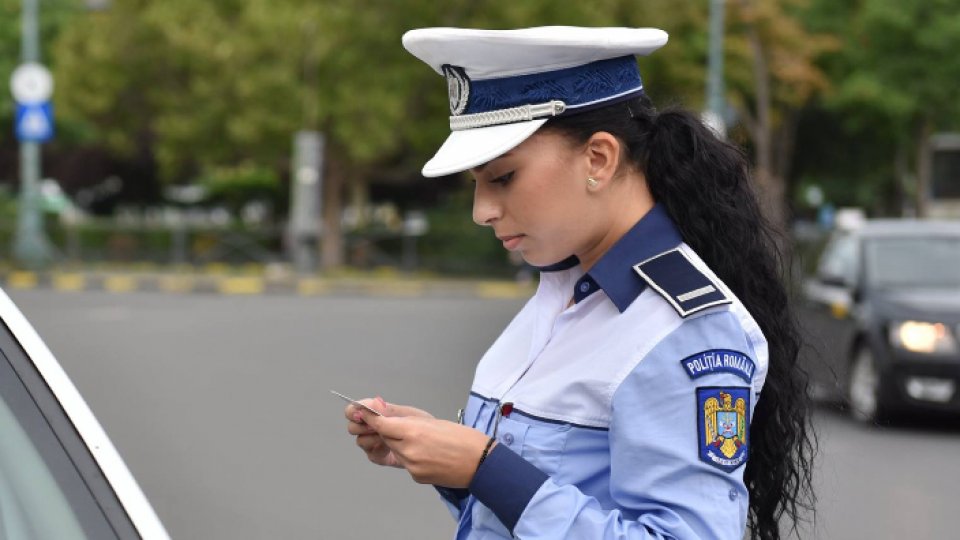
376, 396, 387, 408
353, 412, 363, 422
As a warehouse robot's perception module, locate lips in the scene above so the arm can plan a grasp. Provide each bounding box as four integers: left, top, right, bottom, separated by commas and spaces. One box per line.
497, 234, 524, 250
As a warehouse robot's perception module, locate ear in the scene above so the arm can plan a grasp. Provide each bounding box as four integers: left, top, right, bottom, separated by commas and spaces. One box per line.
584, 132, 622, 188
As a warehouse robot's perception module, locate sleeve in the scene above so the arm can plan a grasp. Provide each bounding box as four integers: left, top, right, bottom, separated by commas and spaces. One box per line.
434, 394, 491, 521
467, 310, 762, 539
435, 486, 468, 520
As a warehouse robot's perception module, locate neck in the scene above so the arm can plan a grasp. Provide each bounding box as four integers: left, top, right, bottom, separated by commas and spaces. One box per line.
576, 173, 654, 272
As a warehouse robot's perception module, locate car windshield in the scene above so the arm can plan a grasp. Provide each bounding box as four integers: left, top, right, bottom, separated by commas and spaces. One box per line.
865, 235, 960, 288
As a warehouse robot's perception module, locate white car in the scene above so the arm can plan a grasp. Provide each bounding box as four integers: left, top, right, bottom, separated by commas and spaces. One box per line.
0, 287, 168, 539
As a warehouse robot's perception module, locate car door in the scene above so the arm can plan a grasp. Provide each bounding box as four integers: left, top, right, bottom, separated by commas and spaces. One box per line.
0, 288, 168, 539
801, 231, 862, 401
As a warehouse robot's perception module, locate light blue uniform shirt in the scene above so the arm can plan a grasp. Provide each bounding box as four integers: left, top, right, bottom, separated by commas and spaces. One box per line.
437, 204, 768, 539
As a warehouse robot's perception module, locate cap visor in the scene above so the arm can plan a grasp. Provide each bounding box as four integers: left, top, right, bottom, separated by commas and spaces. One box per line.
422, 119, 548, 177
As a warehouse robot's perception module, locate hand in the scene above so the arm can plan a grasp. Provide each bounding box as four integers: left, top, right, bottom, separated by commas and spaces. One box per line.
344, 397, 434, 468
361, 410, 493, 488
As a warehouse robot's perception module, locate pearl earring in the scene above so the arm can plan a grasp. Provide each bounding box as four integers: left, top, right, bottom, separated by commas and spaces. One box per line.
586, 176, 599, 188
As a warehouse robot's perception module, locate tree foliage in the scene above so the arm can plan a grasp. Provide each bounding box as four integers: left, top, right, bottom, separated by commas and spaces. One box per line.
50, 0, 718, 184
795, 0, 960, 215
0, 0, 951, 225
721, 0, 838, 225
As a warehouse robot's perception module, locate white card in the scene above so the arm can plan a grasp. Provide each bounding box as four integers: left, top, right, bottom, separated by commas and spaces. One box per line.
330, 390, 383, 416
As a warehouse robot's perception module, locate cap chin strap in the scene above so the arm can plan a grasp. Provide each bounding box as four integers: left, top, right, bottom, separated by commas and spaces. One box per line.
449, 100, 566, 131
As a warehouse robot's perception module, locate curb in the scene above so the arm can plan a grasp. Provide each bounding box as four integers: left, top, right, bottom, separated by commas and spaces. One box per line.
1, 270, 536, 300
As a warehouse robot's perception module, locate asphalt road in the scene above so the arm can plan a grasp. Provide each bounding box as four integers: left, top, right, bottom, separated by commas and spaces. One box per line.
9, 290, 960, 539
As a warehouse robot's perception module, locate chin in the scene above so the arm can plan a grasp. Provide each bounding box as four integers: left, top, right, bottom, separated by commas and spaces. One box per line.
520, 250, 567, 268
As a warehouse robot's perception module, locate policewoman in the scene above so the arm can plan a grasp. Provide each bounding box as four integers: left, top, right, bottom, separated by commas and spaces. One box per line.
345, 27, 814, 540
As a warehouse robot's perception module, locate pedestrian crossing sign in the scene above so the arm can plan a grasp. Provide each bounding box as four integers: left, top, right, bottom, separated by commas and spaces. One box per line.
15, 101, 54, 143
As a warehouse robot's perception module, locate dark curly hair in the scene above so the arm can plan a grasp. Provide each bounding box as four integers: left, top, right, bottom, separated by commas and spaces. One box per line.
542, 95, 816, 540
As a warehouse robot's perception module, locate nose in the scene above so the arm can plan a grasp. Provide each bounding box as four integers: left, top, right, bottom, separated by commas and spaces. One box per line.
472, 183, 501, 226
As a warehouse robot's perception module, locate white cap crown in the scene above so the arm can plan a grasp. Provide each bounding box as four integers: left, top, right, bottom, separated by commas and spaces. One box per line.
402, 26, 668, 177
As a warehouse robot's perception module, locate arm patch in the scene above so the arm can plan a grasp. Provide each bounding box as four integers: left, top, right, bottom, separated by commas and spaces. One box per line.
697, 386, 750, 472
633, 248, 731, 317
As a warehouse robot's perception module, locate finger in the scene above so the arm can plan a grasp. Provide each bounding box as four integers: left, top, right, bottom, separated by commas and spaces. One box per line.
347, 421, 376, 436
356, 435, 398, 467
356, 397, 389, 416
345, 397, 387, 425
355, 433, 384, 453
344, 403, 367, 424
361, 410, 408, 439
382, 403, 434, 419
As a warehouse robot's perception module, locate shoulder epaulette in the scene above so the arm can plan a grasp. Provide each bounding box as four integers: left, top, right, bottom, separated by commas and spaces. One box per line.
632, 247, 732, 318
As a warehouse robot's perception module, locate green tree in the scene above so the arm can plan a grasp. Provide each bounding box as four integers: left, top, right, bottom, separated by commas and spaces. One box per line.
47, 0, 849, 267
724, 0, 838, 227
52, 0, 708, 265
824, 0, 960, 216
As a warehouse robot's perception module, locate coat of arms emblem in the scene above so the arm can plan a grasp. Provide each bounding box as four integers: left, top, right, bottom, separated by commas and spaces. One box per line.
697, 387, 749, 472
441, 65, 470, 116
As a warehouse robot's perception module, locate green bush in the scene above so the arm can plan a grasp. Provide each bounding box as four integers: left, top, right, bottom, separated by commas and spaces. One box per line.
196, 164, 282, 214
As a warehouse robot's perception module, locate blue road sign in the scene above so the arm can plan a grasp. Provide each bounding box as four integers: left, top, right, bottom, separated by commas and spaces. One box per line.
15, 101, 54, 143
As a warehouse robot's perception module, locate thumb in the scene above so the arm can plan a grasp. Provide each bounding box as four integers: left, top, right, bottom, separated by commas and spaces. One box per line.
350, 397, 387, 420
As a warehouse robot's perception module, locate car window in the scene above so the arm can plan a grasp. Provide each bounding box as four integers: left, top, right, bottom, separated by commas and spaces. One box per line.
817, 233, 859, 286
0, 320, 140, 539
865, 236, 960, 288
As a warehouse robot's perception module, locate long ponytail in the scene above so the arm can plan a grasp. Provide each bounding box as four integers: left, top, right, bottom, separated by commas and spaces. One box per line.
544, 96, 816, 540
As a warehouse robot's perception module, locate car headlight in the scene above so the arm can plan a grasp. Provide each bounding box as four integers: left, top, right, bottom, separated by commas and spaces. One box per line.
888, 321, 959, 354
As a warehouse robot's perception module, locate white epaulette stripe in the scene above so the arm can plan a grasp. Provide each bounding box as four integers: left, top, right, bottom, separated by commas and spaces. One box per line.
633, 247, 731, 318
677, 285, 717, 303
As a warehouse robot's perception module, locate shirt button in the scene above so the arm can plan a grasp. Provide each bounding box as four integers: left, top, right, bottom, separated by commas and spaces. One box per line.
501, 433, 515, 445
728, 489, 738, 501
579, 282, 591, 293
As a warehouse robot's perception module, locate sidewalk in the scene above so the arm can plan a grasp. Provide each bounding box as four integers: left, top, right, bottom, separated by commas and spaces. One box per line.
0, 264, 536, 300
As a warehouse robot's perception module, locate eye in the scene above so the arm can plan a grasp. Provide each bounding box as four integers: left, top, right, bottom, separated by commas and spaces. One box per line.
491, 171, 514, 185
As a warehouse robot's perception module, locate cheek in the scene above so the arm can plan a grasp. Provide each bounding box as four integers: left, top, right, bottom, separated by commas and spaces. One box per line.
517, 188, 592, 259
513, 178, 579, 232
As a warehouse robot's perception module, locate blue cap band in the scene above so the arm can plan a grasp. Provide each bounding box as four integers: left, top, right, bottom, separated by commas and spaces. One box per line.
461, 55, 644, 116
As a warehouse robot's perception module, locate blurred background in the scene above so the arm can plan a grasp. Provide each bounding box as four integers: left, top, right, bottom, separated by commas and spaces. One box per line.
1, 0, 959, 539
1, 0, 957, 275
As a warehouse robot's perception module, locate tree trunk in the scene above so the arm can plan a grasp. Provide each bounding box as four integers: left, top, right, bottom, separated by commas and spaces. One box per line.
321, 154, 345, 269
894, 144, 911, 216
348, 174, 370, 267
773, 112, 799, 186
915, 118, 933, 218
745, 10, 788, 230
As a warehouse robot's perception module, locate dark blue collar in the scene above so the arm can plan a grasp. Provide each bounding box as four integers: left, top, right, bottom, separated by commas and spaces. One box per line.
573, 204, 683, 313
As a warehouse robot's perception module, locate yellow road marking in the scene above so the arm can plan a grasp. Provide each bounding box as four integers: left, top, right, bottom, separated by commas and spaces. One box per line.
218, 277, 264, 295
7, 271, 38, 289
204, 263, 230, 275
475, 282, 528, 299
52, 273, 86, 291
241, 263, 264, 275
363, 281, 425, 297
104, 275, 137, 293
297, 278, 330, 296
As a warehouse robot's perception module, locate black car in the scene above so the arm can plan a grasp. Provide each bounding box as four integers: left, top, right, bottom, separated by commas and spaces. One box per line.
801, 219, 960, 422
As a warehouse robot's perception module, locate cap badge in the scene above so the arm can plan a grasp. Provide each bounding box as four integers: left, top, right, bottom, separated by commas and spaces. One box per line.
442, 64, 470, 116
